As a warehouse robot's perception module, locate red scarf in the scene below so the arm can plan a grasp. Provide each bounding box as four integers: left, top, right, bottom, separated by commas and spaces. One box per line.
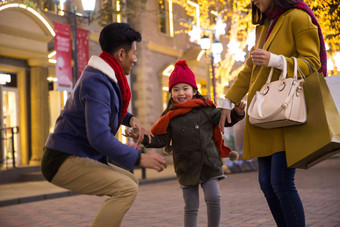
99, 51, 131, 123
264, 0, 327, 77
151, 99, 232, 158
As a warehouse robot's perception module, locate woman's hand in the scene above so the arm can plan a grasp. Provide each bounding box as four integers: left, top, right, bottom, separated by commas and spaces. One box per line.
251, 49, 271, 66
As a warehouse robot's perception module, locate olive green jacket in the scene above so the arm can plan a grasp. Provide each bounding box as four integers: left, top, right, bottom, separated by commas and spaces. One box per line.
143, 107, 243, 186
225, 9, 321, 159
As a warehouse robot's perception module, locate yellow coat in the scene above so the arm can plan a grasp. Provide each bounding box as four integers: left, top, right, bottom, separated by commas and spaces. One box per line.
226, 9, 321, 159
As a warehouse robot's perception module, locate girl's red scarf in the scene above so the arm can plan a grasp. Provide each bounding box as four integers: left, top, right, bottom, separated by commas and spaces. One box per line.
264, 0, 327, 77
151, 99, 232, 158
99, 51, 131, 123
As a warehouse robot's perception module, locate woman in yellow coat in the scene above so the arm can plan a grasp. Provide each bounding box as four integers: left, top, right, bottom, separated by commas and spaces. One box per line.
219, 0, 327, 226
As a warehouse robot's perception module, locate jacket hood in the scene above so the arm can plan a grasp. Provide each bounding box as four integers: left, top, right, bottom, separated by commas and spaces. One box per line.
88, 55, 117, 83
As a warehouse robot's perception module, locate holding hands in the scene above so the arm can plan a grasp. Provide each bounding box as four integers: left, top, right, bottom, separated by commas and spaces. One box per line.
125, 120, 167, 172
129, 116, 153, 144
234, 102, 246, 115
218, 101, 246, 133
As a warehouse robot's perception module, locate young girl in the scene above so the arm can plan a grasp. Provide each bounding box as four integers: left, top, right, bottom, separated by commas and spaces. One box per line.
126, 60, 245, 227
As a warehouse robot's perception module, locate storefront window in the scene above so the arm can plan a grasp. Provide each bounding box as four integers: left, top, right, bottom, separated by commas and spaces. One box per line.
48, 79, 68, 132
1, 74, 20, 167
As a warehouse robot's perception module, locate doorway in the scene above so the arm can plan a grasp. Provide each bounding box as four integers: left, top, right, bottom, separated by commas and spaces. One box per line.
1, 85, 20, 168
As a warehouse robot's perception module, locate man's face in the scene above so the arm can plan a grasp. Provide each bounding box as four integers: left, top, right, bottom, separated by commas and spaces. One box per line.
120, 41, 137, 75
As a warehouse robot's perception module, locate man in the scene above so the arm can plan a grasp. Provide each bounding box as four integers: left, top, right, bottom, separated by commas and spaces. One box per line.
41, 23, 167, 226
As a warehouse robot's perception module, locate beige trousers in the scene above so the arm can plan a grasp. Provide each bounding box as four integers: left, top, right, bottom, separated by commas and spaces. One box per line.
51, 156, 139, 227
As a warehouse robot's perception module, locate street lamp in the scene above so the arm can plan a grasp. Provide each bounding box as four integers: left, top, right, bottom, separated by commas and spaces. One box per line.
200, 35, 211, 99
53, 0, 95, 85
200, 35, 223, 103
211, 39, 222, 104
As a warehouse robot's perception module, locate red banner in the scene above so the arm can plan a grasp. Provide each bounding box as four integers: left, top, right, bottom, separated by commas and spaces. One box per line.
54, 22, 73, 92
77, 28, 89, 78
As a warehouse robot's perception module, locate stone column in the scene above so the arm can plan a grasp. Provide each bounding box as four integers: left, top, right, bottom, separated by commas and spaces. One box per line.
28, 59, 50, 165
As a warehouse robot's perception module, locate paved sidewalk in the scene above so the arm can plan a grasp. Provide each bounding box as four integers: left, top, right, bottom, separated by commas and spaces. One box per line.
0, 155, 339, 226
0, 164, 177, 207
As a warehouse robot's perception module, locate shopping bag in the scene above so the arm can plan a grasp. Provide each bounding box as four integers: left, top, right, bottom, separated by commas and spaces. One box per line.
284, 71, 340, 169
325, 75, 340, 114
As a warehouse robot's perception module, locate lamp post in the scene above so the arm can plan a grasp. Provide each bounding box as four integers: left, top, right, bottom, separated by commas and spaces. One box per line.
200, 35, 223, 103
53, 0, 95, 85
211, 39, 223, 104
200, 35, 211, 99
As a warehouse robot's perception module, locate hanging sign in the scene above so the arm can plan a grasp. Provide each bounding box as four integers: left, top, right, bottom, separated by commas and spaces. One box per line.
76, 28, 89, 78
54, 22, 73, 92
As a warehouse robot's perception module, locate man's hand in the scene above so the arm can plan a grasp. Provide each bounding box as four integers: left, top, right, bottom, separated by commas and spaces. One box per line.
219, 109, 231, 134
139, 153, 167, 172
129, 116, 153, 144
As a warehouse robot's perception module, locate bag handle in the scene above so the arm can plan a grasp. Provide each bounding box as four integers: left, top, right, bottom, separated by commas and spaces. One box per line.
266, 55, 288, 84
300, 57, 317, 74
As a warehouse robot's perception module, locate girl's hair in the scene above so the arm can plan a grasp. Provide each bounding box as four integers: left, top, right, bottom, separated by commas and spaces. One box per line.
252, 0, 299, 25
161, 88, 207, 116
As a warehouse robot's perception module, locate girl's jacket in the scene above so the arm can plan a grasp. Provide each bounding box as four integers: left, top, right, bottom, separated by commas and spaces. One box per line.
142, 99, 244, 186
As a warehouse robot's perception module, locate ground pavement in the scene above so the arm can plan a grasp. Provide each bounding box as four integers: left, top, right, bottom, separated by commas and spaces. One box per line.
0, 155, 339, 227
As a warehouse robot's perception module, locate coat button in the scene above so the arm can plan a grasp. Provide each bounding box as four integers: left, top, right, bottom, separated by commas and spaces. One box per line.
195, 125, 199, 129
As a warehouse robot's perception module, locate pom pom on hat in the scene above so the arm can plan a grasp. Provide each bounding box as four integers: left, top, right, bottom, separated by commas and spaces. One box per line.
168, 60, 197, 91
229, 151, 239, 161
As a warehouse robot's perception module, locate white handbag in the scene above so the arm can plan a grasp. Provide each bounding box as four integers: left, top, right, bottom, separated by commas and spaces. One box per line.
248, 56, 307, 129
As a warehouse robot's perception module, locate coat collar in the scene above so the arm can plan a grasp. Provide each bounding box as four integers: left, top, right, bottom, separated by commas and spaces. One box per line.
88, 55, 117, 83
262, 9, 294, 50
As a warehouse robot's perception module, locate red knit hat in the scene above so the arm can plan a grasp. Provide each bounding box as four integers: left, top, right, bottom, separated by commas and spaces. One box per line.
168, 60, 197, 91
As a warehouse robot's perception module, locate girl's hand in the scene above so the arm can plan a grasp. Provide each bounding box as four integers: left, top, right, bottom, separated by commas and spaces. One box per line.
123, 128, 139, 140
129, 117, 153, 144
251, 49, 271, 66
219, 109, 231, 134
235, 101, 246, 115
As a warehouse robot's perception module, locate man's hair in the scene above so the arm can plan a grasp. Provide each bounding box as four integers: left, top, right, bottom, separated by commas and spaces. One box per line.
99, 23, 142, 54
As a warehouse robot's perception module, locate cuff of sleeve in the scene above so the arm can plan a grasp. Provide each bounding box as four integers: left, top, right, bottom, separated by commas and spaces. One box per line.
268, 53, 283, 70
134, 151, 141, 165
127, 115, 134, 127
221, 98, 234, 110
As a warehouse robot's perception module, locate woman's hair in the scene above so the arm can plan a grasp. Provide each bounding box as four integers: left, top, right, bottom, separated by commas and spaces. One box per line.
99, 23, 142, 54
252, 0, 299, 25
161, 88, 207, 116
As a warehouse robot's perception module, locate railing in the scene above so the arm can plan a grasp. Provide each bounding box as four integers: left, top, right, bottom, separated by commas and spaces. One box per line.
0, 126, 19, 168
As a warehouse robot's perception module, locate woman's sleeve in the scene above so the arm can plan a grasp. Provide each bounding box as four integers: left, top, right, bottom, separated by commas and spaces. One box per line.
288, 11, 321, 77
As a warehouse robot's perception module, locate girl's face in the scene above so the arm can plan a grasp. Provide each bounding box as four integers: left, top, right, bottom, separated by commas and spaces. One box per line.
251, 0, 274, 13
171, 83, 197, 104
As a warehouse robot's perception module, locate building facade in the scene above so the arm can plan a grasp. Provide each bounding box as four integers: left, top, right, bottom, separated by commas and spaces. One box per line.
0, 0, 208, 168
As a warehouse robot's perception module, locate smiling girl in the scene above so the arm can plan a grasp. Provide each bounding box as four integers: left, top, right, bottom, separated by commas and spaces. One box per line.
126, 60, 245, 227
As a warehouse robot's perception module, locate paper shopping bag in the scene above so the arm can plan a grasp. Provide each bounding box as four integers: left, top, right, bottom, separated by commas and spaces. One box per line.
325, 75, 340, 114
284, 72, 340, 169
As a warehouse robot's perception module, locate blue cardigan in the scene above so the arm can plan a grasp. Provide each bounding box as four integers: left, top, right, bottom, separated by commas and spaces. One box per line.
45, 56, 139, 169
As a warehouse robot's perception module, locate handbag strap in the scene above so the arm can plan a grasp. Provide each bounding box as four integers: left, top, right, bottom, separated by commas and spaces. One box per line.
266, 55, 288, 84
300, 57, 317, 73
